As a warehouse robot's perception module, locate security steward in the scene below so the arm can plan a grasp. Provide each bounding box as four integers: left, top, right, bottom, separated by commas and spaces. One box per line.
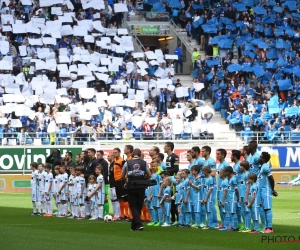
121, 148, 151, 231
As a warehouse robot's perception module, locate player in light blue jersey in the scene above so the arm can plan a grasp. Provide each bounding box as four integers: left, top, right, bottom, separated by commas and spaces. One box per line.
248, 141, 260, 175
231, 150, 243, 226
202, 166, 214, 229
181, 169, 192, 227
242, 145, 252, 165
225, 166, 240, 231
30, 162, 39, 216
216, 149, 230, 227
257, 152, 278, 234
218, 169, 229, 231
157, 153, 166, 174
202, 146, 217, 227
160, 178, 173, 227
189, 165, 202, 228
238, 161, 250, 232
148, 160, 163, 226
247, 174, 261, 234
187, 150, 196, 171
174, 174, 184, 226
191, 146, 204, 172
44, 163, 54, 216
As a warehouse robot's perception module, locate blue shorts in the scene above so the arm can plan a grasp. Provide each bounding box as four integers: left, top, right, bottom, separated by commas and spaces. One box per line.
261, 194, 272, 210
251, 206, 259, 220
182, 201, 192, 213
229, 202, 237, 214
225, 202, 230, 214
206, 201, 213, 213
193, 201, 201, 213
163, 202, 171, 216
176, 204, 183, 213
151, 197, 160, 208
145, 200, 153, 210
218, 201, 226, 214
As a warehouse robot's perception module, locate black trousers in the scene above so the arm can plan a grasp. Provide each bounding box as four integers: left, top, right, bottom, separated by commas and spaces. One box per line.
127, 188, 145, 230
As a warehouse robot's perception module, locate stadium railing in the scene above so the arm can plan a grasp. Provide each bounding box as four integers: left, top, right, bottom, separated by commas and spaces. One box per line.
0, 131, 219, 146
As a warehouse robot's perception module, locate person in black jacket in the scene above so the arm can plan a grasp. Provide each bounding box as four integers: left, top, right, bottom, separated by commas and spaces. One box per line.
85, 148, 98, 185
46, 149, 62, 176
164, 141, 179, 224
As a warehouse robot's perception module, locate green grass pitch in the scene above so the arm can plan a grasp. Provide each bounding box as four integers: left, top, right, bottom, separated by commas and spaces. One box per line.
0, 188, 300, 250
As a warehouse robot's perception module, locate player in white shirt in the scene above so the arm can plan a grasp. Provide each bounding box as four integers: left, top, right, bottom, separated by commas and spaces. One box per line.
44, 164, 54, 216
87, 175, 97, 220
88, 166, 105, 220
75, 166, 86, 220
37, 163, 47, 214
67, 167, 76, 218
30, 162, 39, 215
53, 166, 61, 216
57, 165, 69, 217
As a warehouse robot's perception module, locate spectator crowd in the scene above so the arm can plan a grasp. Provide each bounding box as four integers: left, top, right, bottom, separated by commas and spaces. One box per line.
150, 0, 300, 144
0, 0, 216, 145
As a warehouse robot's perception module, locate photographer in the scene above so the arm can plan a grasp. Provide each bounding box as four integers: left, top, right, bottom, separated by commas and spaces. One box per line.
46, 149, 62, 176
121, 148, 151, 231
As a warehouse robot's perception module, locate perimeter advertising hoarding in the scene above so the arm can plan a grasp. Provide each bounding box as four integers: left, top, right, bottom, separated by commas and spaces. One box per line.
0, 146, 299, 172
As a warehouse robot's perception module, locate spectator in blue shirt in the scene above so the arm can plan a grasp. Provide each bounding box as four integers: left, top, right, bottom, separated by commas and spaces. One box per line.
174, 44, 183, 74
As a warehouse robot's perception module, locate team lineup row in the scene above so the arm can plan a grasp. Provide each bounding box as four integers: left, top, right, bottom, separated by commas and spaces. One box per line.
29, 141, 277, 233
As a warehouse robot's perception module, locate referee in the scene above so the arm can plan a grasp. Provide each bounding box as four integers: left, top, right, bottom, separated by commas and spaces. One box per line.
121, 148, 151, 231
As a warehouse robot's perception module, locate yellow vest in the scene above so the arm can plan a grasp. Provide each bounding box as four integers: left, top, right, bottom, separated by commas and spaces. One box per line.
213, 46, 219, 56
192, 51, 200, 62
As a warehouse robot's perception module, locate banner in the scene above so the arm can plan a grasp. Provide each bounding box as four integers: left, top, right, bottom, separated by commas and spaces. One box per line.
1, 145, 300, 172
0, 147, 82, 172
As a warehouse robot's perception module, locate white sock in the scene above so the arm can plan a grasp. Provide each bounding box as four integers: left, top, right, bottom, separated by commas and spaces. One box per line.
48, 201, 53, 214
85, 201, 91, 215
32, 201, 37, 213
58, 203, 62, 215
80, 206, 86, 218
74, 206, 79, 217
49, 200, 53, 214
63, 203, 68, 215
112, 201, 120, 217
71, 203, 74, 215
98, 206, 103, 219
37, 201, 41, 213
94, 207, 98, 218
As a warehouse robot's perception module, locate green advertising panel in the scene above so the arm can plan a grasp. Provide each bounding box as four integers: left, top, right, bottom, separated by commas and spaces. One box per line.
0, 147, 82, 172
141, 26, 159, 34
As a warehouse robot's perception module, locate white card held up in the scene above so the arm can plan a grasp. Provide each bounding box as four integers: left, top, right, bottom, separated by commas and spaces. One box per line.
114, 3, 128, 12
132, 52, 144, 58
165, 54, 178, 60
175, 87, 189, 98
96, 92, 108, 101
167, 85, 175, 91
145, 51, 157, 60
117, 28, 128, 35
193, 82, 204, 91
72, 80, 87, 89
79, 88, 95, 99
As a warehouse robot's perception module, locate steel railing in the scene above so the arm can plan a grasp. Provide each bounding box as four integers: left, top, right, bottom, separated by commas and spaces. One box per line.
0, 131, 223, 146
